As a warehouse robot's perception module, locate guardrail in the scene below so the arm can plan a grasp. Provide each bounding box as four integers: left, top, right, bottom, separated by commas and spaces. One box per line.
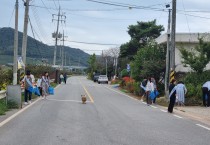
0, 90, 6, 100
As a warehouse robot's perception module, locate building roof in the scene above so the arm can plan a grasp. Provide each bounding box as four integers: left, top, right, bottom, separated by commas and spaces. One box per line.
156, 33, 210, 44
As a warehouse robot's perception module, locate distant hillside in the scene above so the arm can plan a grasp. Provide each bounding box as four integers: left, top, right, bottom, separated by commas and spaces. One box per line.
0, 27, 89, 66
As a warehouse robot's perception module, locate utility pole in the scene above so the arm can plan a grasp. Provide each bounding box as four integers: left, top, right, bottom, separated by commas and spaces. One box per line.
52, 6, 66, 66
114, 57, 118, 76
170, 0, 177, 70
61, 31, 64, 69
61, 30, 67, 69
21, 0, 30, 70
106, 58, 107, 76
13, 0, 18, 85
65, 53, 67, 66
165, 5, 171, 92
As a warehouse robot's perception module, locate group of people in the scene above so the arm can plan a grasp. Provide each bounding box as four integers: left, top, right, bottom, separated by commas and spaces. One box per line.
140, 77, 188, 113
21, 70, 50, 105
59, 73, 67, 84
168, 80, 187, 113
140, 77, 158, 105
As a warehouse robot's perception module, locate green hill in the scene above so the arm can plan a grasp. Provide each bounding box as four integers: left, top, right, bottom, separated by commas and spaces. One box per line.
0, 27, 89, 66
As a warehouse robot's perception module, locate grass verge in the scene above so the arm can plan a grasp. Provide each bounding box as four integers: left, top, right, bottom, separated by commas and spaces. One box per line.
0, 99, 19, 115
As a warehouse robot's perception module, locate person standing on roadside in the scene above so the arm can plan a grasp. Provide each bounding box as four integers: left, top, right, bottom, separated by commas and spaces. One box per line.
146, 77, 154, 105
168, 79, 177, 113
41, 72, 50, 99
21, 70, 33, 105
202, 81, 210, 107
59, 73, 64, 84
176, 81, 187, 106
64, 73, 67, 84
37, 74, 43, 97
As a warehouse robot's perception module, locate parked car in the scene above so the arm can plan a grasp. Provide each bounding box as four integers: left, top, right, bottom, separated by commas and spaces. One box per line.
93, 73, 100, 82
98, 75, 108, 84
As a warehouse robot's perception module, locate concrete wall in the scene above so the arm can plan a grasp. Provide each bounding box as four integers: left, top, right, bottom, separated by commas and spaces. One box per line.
156, 33, 210, 72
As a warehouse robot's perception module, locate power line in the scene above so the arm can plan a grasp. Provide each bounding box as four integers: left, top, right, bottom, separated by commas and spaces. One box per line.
28, 16, 43, 58
181, 0, 192, 41
67, 40, 119, 46
86, 0, 167, 12
30, 4, 129, 11
40, 0, 53, 14
8, 5, 15, 27
177, 12, 210, 20
53, 0, 58, 10
31, 6, 49, 43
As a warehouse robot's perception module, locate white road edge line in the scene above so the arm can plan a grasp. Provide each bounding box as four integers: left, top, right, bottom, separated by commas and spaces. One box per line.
0, 84, 61, 128
160, 109, 167, 113
173, 114, 183, 119
150, 105, 158, 109
104, 86, 139, 101
142, 102, 147, 105
196, 124, 210, 131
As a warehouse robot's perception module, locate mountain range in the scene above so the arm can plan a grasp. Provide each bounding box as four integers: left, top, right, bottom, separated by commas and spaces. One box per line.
0, 27, 90, 66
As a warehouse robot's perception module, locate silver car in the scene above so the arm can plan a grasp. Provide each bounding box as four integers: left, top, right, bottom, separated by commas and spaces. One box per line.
98, 75, 108, 84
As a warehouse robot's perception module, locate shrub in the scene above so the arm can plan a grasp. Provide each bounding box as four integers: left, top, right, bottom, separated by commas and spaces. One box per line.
0, 67, 12, 90
133, 82, 140, 96
111, 79, 121, 85
120, 69, 129, 78
182, 71, 210, 105
125, 81, 135, 93
26, 64, 55, 78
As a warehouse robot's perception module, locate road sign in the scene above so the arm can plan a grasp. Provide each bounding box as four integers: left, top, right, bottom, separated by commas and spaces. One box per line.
127, 64, 130, 72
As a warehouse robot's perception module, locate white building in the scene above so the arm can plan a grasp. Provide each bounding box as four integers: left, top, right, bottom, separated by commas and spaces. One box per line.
156, 33, 210, 72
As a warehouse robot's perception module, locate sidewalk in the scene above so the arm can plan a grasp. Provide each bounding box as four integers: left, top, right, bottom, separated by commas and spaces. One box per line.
111, 85, 210, 126
172, 106, 210, 126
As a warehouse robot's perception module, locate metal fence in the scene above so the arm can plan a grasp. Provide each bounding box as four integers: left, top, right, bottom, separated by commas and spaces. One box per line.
0, 90, 6, 100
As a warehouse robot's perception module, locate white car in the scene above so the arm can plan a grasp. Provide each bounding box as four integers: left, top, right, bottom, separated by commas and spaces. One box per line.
98, 75, 108, 84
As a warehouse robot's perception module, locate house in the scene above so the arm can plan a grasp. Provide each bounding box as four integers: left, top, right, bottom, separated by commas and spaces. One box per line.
156, 33, 210, 72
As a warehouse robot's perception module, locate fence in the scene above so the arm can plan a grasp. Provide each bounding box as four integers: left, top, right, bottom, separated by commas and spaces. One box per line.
0, 90, 6, 100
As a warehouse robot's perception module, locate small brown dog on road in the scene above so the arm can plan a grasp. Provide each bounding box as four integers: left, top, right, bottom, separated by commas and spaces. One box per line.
81, 95, 87, 104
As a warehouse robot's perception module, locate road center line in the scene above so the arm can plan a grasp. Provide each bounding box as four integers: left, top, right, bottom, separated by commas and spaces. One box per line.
79, 79, 94, 103
173, 114, 183, 119
196, 124, 210, 131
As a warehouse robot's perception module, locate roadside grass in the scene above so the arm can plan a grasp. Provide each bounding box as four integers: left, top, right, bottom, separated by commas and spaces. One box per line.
0, 99, 19, 115
0, 99, 8, 115
156, 97, 169, 107
50, 82, 57, 88
120, 88, 129, 93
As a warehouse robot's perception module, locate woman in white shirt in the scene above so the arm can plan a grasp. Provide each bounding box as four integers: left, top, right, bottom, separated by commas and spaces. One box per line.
146, 77, 154, 105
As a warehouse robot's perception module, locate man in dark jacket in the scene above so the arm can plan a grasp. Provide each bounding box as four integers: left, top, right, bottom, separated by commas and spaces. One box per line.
168, 79, 177, 113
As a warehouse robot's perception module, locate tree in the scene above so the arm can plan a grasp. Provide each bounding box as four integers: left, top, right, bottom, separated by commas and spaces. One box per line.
180, 38, 210, 73
119, 20, 164, 59
131, 40, 166, 81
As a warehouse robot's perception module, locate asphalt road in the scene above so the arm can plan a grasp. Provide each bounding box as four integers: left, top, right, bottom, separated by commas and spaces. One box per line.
0, 76, 210, 145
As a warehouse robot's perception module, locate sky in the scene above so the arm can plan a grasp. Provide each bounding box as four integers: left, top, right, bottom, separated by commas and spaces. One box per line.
1, 0, 210, 55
